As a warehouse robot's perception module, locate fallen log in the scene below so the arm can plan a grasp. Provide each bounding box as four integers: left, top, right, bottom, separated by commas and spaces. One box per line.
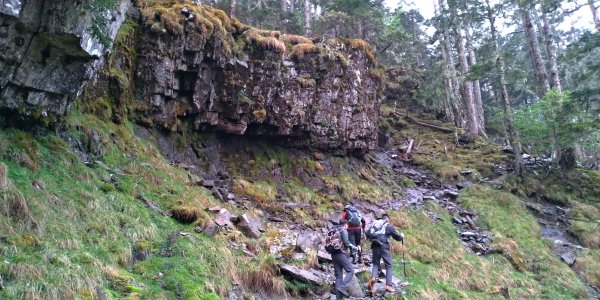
394, 112, 455, 133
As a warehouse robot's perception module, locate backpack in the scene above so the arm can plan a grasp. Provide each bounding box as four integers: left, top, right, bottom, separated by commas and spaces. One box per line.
325, 227, 344, 253
346, 206, 362, 227
367, 219, 388, 246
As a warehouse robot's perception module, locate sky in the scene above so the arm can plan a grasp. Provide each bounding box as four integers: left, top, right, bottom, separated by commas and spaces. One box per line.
382, 0, 596, 33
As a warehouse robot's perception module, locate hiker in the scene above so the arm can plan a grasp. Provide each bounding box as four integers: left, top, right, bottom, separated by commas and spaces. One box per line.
366, 213, 404, 294
325, 220, 359, 298
340, 204, 366, 264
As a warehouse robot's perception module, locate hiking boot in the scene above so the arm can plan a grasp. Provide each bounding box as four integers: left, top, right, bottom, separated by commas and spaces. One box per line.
337, 287, 350, 298
368, 277, 377, 295
385, 285, 395, 293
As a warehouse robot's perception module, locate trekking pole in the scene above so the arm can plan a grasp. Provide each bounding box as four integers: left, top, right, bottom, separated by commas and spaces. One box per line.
401, 239, 407, 278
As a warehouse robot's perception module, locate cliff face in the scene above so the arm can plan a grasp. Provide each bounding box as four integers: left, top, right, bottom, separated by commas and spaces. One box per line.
1, 2, 382, 153
0, 0, 131, 122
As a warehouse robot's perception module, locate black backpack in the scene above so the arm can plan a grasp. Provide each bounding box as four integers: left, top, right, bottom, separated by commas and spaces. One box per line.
325, 227, 344, 253
346, 206, 362, 227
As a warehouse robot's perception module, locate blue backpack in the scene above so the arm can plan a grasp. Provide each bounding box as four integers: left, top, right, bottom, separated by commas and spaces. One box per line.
368, 219, 388, 245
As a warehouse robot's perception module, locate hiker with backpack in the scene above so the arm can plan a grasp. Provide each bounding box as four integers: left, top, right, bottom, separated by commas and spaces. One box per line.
325, 220, 359, 298
340, 204, 366, 264
366, 213, 404, 294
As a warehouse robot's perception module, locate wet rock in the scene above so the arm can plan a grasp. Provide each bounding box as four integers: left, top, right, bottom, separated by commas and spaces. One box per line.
226, 193, 236, 200
444, 190, 459, 198
235, 214, 261, 239
279, 264, 324, 285
317, 250, 332, 262
296, 232, 320, 253
212, 187, 224, 201
0, 1, 130, 121
201, 179, 215, 188
456, 181, 472, 190
460, 231, 477, 238
194, 226, 203, 233
207, 206, 222, 213
214, 209, 235, 228
203, 222, 220, 237
348, 276, 365, 297
452, 217, 464, 224
560, 251, 576, 266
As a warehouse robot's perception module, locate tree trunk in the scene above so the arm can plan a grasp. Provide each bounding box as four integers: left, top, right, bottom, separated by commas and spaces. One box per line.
439, 0, 464, 128
230, 0, 237, 19
541, 10, 562, 91
440, 39, 456, 123
466, 27, 486, 137
304, 0, 311, 35
590, 0, 600, 32
450, 0, 479, 142
521, 7, 550, 98
487, 0, 524, 175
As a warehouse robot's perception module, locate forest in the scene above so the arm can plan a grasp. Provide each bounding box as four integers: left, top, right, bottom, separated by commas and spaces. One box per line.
203, 0, 600, 173
1, 0, 600, 299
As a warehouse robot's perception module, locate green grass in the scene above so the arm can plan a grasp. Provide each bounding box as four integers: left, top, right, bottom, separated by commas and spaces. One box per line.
380, 185, 590, 299
458, 184, 589, 299
0, 114, 236, 299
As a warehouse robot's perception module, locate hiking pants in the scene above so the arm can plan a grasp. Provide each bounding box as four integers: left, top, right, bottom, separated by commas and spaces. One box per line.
332, 251, 354, 294
347, 228, 362, 260
371, 245, 393, 285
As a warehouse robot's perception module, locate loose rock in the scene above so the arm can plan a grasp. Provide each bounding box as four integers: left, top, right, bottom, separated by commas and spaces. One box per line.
279, 264, 324, 285
235, 214, 261, 239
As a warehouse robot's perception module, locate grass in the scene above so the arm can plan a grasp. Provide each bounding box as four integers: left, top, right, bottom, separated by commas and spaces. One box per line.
380, 184, 590, 299
458, 184, 589, 298
381, 106, 507, 183
0, 113, 237, 299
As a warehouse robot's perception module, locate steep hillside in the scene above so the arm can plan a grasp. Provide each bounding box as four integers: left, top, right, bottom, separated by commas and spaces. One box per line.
1, 1, 599, 300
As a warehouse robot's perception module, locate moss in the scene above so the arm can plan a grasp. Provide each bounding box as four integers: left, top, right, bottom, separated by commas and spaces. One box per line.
289, 43, 318, 60
252, 109, 267, 121
294, 76, 316, 88
280, 34, 313, 45
243, 29, 286, 54
348, 39, 376, 63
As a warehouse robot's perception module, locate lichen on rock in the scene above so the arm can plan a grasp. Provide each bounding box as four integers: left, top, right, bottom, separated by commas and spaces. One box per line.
132, 1, 382, 153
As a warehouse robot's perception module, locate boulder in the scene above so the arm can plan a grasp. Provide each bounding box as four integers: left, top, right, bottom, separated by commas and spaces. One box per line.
560, 251, 576, 266
317, 250, 332, 262
203, 222, 220, 237
201, 179, 215, 188
348, 276, 365, 298
235, 214, 261, 239
214, 209, 235, 228
211, 187, 224, 202
296, 232, 320, 253
279, 264, 324, 285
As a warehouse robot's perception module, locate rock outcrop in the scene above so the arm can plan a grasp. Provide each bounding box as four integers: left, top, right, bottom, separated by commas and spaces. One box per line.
0, 1, 131, 122
127, 4, 382, 153
1, 1, 383, 153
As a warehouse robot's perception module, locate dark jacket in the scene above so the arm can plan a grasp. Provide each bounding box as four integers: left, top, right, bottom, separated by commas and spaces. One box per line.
366, 221, 403, 247
338, 227, 357, 251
